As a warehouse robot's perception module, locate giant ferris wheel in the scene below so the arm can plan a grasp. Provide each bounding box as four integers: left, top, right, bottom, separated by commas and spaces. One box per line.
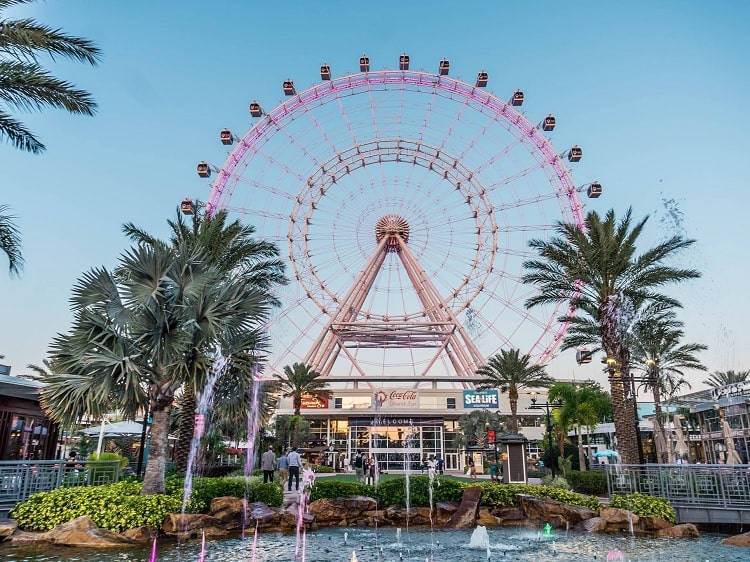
191, 54, 601, 388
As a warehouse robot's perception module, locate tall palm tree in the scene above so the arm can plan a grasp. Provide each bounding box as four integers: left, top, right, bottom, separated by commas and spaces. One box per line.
475, 348, 554, 434
123, 206, 286, 472
0, 0, 101, 154
522, 208, 700, 464
0, 205, 22, 276
274, 362, 331, 417
39, 242, 269, 494
703, 369, 749, 389
630, 310, 706, 461
548, 382, 611, 473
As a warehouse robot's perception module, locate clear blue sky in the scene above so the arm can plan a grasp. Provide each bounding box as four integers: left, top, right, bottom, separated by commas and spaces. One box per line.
1, 1, 748, 392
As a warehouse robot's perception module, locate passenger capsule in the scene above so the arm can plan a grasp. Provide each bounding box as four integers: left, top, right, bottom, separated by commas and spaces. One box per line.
476, 71, 488, 87
283, 80, 296, 96
249, 101, 262, 117
439, 59, 450, 76
399, 53, 410, 70
511, 89, 524, 106
180, 198, 195, 215
576, 348, 593, 364
542, 114, 556, 131
196, 161, 211, 178
587, 182, 603, 198
359, 55, 370, 72
320, 64, 331, 80
219, 129, 233, 145
568, 146, 583, 162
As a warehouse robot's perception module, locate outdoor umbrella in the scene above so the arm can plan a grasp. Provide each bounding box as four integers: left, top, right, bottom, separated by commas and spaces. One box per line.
593, 449, 620, 459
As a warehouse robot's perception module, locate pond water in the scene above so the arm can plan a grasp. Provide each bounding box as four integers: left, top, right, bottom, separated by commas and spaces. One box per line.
0, 526, 746, 562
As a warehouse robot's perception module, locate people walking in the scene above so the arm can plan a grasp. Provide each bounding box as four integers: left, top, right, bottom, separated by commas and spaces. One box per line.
353, 450, 365, 483
343, 455, 350, 473
467, 458, 477, 480
277, 449, 290, 487
437, 457, 444, 475
287, 447, 302, 491
366, 456, 377, 485
261, 445, 276, 484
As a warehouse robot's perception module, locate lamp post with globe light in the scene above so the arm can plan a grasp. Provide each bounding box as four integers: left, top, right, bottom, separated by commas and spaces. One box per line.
529, 392, 560, 478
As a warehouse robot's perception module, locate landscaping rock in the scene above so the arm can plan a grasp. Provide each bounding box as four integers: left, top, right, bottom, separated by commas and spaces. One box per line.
492, 507, 527, 526
721, 531, 750, 547
121, 525, 157, 542
45, 516, 137, 547
656, 523, 699, 538
577, 516, 607, 533
599, 507, 639, 532
517, 494, 596, 528
161, 513, 228, 539
638, 515, 673, 532
435, 501, 458, 525
0, 518, 18, 539
444, 486, 482, 529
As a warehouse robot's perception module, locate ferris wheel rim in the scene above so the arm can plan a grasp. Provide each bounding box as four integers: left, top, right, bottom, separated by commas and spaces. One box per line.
202, 66, 588, 368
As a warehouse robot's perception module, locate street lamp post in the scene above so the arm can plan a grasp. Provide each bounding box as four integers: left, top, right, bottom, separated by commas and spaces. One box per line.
529, 392, 559, 478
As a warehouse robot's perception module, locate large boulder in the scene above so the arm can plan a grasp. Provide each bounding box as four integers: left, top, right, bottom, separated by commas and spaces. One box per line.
434, 502, 458, 525
161, 513, 229, 539
657, 524, 699, 538
444, 486, 482, 529
599, 507, 639, 533
722, 531, 750, 546
493, 506, 528, 527
121, 525, 157, 543
638, 515, 674, 533
44, 516, 137, 547
517, 494, 596, 528
0, 518, 18, 540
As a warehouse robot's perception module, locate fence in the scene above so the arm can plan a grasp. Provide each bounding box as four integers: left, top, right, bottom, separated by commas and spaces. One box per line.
0, 459, 121, 517
605, 463, 750, 508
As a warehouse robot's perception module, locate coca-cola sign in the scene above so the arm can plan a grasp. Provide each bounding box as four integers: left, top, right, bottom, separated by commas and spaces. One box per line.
374, 389, 419, 409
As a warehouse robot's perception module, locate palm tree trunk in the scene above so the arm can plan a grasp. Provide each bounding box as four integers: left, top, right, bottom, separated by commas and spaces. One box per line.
175, 385, 197, 472
509, 396, 518, 434
576, 423, 587, 471
651, 384, 668, 463
141, 390, 172, 495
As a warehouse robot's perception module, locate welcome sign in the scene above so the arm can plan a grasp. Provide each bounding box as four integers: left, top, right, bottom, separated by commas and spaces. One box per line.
463, 389, 499, 409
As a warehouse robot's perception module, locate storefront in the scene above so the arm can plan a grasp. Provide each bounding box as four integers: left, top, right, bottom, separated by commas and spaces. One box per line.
0, 373, 59, 461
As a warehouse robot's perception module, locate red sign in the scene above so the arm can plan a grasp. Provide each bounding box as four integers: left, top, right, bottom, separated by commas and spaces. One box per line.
300, 394, 329, 409
487, 430, 495, 443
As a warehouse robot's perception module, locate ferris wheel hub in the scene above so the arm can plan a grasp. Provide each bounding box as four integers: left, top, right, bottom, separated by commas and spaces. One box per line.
375, 214, 410, 252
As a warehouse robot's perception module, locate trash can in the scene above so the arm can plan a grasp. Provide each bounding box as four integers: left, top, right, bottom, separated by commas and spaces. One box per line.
499, 434, 528, 484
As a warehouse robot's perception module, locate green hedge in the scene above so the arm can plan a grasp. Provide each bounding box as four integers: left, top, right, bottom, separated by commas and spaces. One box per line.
9, 481, 181, 532
167, 475, 283, 512
566, 470, 608, 496
477, 482, 601, 511
610, 492, 676, 523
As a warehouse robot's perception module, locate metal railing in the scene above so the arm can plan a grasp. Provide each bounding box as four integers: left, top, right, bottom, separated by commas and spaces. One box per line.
0, 459, 121, 516
605, 463, 750, 508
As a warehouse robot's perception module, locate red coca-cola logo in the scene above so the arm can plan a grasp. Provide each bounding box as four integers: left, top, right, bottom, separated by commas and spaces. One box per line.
389, 390, 417, 400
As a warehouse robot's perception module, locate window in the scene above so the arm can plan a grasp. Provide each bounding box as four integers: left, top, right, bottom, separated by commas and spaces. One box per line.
334, 397, 342, 409
447, 397, 456, 409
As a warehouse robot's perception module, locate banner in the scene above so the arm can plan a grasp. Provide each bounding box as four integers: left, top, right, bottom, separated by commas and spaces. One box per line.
300, 394, 329, 409
463, 389, 499, 409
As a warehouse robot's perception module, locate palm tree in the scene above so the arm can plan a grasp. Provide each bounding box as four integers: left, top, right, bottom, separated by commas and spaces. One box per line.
0, 205, 22, 276
703, 369, 749, 389
475, 348, 554, 434
548, 382, 611, 473
40, 242, 269, 494
456, 409, 507, 454
630, 310, 706, 462
522, 208, 700, 464
274, 362, 331, 448
0, 0, 101, 154
274, 362, 331, 417
123, 206, 286, 472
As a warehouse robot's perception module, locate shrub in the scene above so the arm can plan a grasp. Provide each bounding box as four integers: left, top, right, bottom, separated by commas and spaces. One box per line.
477, 482, 600, 511
541, 475, 571, 490
9, 481, 180, 533
610, 492, 676, 523
170, 475, 284, 512
567, 470, 607, 496
310, 465, 334, 473
308, 480, 371, 502
375, 476, 464, 507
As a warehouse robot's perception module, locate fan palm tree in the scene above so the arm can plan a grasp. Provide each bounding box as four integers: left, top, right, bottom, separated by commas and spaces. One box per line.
548, 382, 611, 473
703, 369, 749, 389
0, 205, 22, 276
630, 310, 706, 461
123, 206, 286, 472
40, 242, 269, 494
475, 348, 554, 434
522, 208, 700, 464
0, 0, 101, 154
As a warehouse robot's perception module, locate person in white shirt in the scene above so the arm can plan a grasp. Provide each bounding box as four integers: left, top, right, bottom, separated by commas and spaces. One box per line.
287, 447, 302, 491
